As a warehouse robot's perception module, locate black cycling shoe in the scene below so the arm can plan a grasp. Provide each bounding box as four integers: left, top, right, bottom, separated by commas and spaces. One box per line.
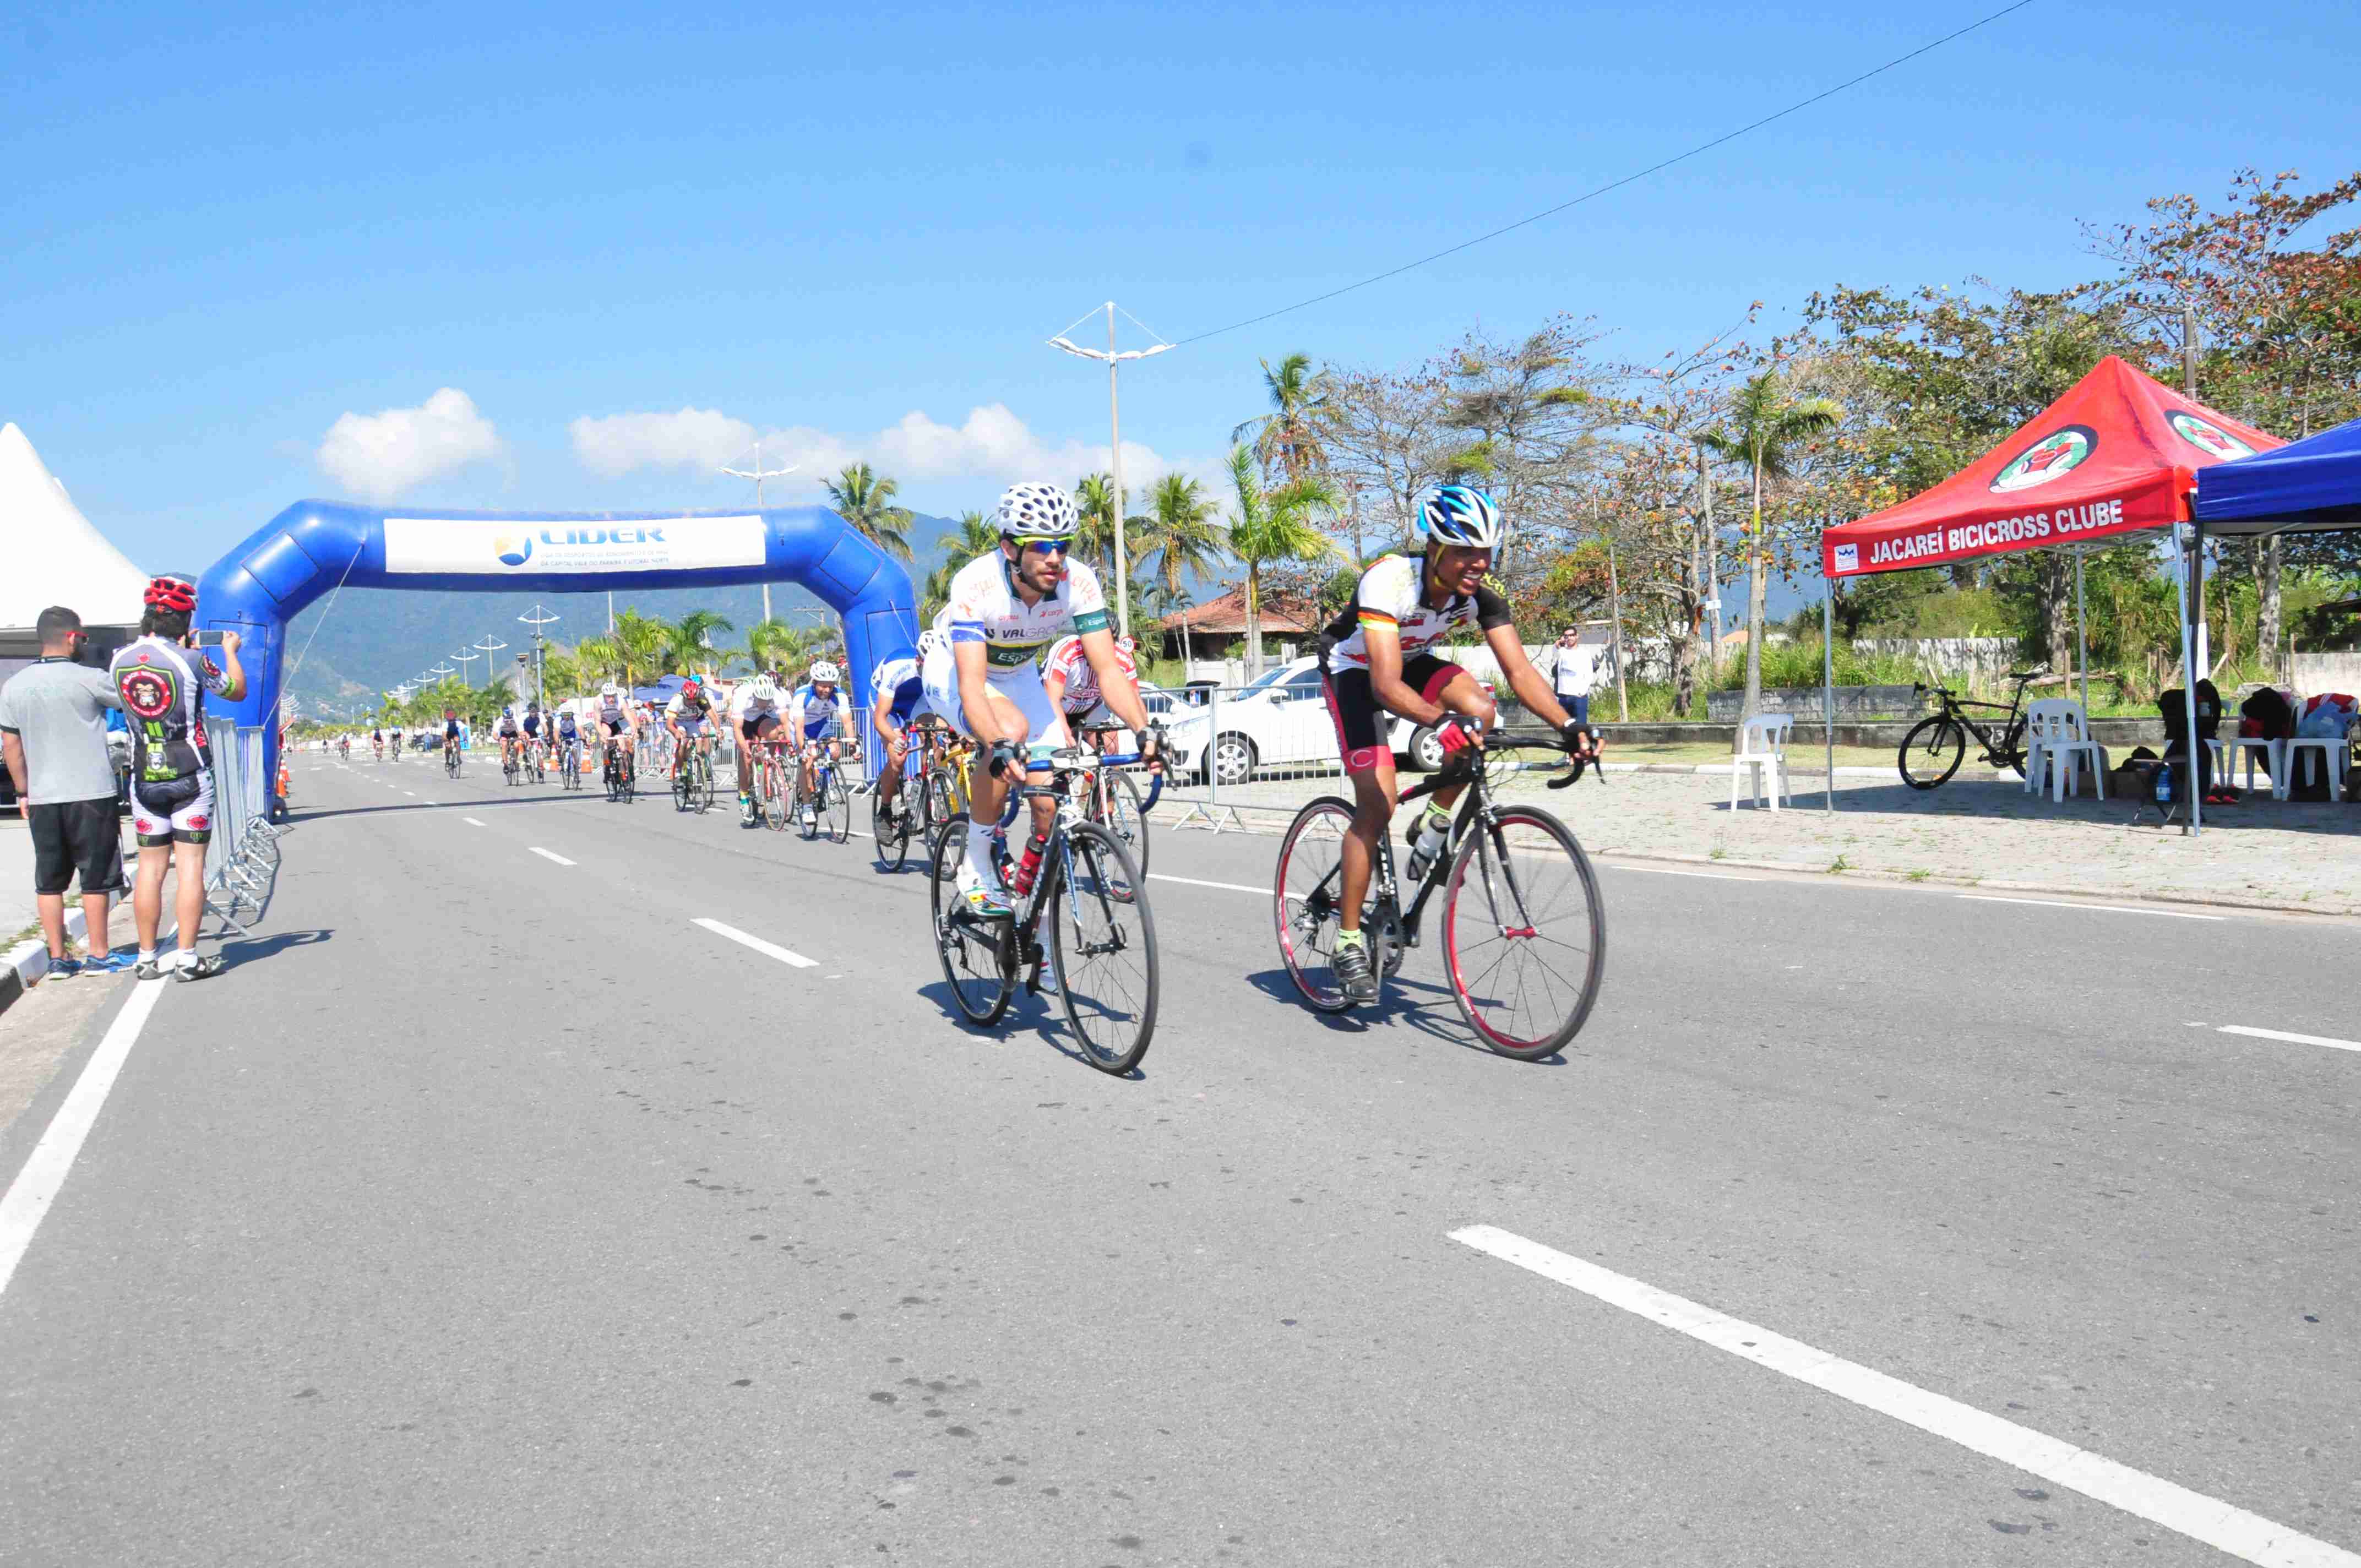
1333, 939, 1379, 1004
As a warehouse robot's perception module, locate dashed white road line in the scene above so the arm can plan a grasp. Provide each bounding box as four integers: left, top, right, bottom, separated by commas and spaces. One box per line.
1147, 873, 1269, 896
2217, 1024, 2361, 1055
463, 818, 487, 827
0, 978, 170, 1299
1450, 1224, 2357, 1568
693, 917, 817, 968
529, 847, 575, 865
1959, 894, 2223, 921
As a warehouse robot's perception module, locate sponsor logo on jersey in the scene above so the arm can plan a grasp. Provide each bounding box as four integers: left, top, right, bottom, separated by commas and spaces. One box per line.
119, 667, 176, 721
1990, 426, 2096, 492
2167, 410, 2256, 461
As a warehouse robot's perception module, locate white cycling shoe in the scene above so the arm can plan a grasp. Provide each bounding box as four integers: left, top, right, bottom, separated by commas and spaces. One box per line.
955, 861, 1013, 918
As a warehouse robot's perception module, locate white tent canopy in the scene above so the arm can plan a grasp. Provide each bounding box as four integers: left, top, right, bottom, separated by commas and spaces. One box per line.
0, 422, 147, 629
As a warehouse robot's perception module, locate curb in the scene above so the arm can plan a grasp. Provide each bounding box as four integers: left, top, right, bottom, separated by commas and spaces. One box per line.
0, 906, 93, 1023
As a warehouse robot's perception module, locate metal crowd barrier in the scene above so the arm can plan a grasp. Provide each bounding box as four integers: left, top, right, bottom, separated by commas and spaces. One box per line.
1154, 679, 1348, 833
202, 725, 283, 935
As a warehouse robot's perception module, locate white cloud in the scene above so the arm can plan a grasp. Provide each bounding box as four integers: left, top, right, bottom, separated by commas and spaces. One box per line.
567, 406, 758, 479
315, 388, 503, 503
571, 401, 1196, 496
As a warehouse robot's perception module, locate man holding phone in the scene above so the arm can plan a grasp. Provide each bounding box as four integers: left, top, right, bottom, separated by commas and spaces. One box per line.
109, 575, 245, 982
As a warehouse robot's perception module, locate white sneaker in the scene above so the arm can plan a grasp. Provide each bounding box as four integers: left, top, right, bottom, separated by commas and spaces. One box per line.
955, 861, 1011, 917
802, 808, 818, 828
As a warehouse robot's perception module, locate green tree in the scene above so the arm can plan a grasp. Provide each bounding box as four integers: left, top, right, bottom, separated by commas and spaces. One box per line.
1700, 367, 1842, 720
825, 462, 916, 560
666, 609, 735, 676
1073, 473, 1119, 576
1232, 352, 1332, 483
923, 509, 1003, 620
1223, 445, 1340, 676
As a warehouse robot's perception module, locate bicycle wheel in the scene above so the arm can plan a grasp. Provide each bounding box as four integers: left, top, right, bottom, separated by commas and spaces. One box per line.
760, 756, 790, 832
874, 785, 912, 870
1096, 770, 1151, 878
1272, 796, 1358, 1014
699, 754, 718, 812
619, 753, 636, 803
1897, 716, 1966, 790
1046, 824, 1156, 1074
1441, 806, 1606, 1060
825, 770, 851, 843
672, 758, 692, 811
929, 813, 1014, 1027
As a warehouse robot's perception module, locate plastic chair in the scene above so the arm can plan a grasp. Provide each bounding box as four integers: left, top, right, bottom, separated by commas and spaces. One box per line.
2277, 737, 2351, 801
1731, 714, 1793, 812
2023, 700, 2109, 802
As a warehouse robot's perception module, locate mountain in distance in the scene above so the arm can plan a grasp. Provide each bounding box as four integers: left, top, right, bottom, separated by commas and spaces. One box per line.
285, 512, 963, 712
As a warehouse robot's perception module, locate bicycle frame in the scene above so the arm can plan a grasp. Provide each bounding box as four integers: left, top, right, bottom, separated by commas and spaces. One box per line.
1918, 673, 2037, 763
966, 750, 1161, 988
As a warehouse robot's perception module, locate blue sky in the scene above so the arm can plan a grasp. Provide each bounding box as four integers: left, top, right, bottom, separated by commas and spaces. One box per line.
9, 0, 2359, 579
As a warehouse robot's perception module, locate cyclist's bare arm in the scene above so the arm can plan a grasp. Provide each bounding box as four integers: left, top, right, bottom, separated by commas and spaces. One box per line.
1482, 624, 1600, 756
1363, 622, 1449, 729
953, 642, 1016, 747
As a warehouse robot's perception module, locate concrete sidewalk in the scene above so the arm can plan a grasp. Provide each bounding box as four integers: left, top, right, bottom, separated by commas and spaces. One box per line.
1168, 770, 2361, 916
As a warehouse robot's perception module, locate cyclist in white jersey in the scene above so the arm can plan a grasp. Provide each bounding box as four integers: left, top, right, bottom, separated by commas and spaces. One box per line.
730, 673, 790, 826
867, 634, 931, 826
663, 678, 717, 780
786, 662, 852, 832
923, 481, 1161, 914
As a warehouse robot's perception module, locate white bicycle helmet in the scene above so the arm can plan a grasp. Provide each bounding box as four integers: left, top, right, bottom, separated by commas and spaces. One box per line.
601, 680, 622, 699
994, 481, 1079, 540
1419, 484, 1506, 549
809, 660, 840, 685
751, 674, 779, 703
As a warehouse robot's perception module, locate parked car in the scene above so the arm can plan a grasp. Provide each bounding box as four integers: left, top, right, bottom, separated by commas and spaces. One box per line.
1157, 657, 1438, 785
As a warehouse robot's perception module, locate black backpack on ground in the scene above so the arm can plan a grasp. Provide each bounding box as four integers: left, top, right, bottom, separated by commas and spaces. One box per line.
2158, 680, 2222, 799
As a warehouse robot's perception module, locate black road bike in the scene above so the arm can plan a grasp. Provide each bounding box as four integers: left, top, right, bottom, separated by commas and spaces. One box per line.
1274, 732, 1605, 1060
603, 740, 637, 803
1897, 671, 2041, 790
929, 748, 1164, 1075
672, 741, 717, 814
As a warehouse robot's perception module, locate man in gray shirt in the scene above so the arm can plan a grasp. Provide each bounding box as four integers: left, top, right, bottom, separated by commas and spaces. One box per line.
0, 606, 129, 976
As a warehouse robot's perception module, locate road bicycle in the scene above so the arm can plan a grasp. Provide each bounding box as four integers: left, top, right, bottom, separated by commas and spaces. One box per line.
502, 739, 521, 786
1274, 731, 1606, 1060
1897, 670, 2041, 789
672, 737, 717, 814
524, 738, 546, 785
602, 739, 637, 803
1073, 720, 1153, 876
866, 727, 931, 872
751, 738, 793, 832
799, 739, 852, 843
922, 731, 975, 883
560, 737, 583, 790
444, 741, 462, 779
929, 747, 1164, 1075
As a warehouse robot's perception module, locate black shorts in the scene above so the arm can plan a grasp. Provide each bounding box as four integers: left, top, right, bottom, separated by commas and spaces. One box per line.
1320, 655, 1464, 775
31, 798, 126, 897
602, 717, 628, 737
739, 714, 777, 743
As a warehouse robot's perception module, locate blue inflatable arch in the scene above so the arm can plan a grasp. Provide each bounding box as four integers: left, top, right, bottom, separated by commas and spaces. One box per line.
199, 502, 920, 807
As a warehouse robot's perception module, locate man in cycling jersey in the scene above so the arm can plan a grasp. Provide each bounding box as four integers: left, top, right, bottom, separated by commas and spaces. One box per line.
730, 673, 790, 826
924, 481, 1162, 916
1316, 484, 1601, 1001
110, 574, 246, 982
786, 661, 852, 832
1041, 631, 1140, 752
494, 705, 523, 772
521, 701, 543, 769
440, 706, 461, 768
664, 678, 717, 776
388, 725, 404, 761
593, 682, 635, 785
867, 636, 930, 826
554, 705, 581, 779
371, 726, 383, 761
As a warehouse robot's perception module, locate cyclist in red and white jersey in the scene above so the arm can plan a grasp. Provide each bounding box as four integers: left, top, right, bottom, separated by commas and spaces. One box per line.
1040, 631, 1139, 750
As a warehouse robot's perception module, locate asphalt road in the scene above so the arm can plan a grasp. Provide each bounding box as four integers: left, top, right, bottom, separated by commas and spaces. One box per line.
1, 749, 2355, 1566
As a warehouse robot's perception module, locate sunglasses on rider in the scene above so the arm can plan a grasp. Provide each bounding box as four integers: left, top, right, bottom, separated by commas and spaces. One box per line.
1014, 536, 1070, 557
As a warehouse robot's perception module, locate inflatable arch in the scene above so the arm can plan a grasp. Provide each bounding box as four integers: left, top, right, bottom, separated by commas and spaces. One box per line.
199, 502, 920, 809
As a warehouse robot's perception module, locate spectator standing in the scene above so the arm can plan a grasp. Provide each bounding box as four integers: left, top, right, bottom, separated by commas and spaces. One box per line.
109, 575, 245, 982
1550, 628, 1599, 727
0, 606, 130, 976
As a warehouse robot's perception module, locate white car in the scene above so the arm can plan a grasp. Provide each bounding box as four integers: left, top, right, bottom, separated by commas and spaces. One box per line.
1158, 657, 1443, 786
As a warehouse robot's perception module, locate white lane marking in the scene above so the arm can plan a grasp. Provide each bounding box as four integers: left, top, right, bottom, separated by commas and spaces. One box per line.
1609, 864, 1760, 881
1451, 1224, 2356, 1568
2218, 1025, 2361, 1055
463, 818, 487, 827
1959, 894, 2223, 922
1147, 873, 1269, 896
403, 791, 417, 797
529, 847, 575, 865
693, 917, 817, 968
0, 979, 170, 1299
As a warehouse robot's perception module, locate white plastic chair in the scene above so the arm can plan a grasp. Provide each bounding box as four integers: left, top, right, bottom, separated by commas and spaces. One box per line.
2277, 737, 2351, 801
1731, 714, 1793, 811
2023, 700, 2108, 802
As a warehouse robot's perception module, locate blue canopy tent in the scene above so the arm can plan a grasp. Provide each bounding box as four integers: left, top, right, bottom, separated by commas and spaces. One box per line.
2194, 413, 2361, 532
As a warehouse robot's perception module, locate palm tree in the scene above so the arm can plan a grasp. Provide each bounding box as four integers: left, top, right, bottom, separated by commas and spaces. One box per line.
1223, 445, 1340, 677
738, 617, 806, 677
1073, 473, 1119, 576
1141, 582, 1198, 668
1133, 473, 1226, 599
598, 609, 670, 691
825, 463, 916, 560
924, 509, 1003, 618
1232, 352, 1332, 483
1700, 367, 1843, 721
667, 609, 735, 677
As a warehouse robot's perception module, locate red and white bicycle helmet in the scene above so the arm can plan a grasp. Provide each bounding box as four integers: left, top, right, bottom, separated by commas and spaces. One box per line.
144, 574, 198, 613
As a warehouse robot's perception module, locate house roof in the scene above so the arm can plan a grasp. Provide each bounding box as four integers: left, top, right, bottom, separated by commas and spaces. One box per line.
1157, 586, 1320, 636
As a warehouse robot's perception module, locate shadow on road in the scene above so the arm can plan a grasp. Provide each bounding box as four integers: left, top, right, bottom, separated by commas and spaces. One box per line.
1239, 966, 1569, 1064
912, 978, 1150, 1081
219, 927, 334, 970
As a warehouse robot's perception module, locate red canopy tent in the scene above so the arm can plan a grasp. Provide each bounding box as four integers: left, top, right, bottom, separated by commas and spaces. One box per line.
1808, 357, 2283, 833
1821, 356, 2281, 580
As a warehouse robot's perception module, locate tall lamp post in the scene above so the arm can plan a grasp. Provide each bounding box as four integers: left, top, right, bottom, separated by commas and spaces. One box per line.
474, 636, 509, 699
519, 604, 559, 712
452, 647, 480, 686
721, 442, 798, 625
1049, 302, 1173, 640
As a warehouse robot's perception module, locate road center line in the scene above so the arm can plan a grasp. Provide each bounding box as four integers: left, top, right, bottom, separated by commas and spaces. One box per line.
1959, 894, 2223, 921
0, 979, 170, 1299
463, 818, 486, 826
2218, 1024, 2361, 1054
693, 917, 817, 968
1147, 873, 1269, 896
529, 847, 575, 865
1450, 1224, 2354, 1568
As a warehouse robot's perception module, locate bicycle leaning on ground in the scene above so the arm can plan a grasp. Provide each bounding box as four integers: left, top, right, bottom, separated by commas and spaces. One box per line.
929, 745, 1164, 1075
1273, 730, 1606, 1060
1896, 669, 2041, 789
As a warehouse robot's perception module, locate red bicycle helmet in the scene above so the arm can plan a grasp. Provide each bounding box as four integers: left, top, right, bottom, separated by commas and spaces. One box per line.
144, 574, 198, 613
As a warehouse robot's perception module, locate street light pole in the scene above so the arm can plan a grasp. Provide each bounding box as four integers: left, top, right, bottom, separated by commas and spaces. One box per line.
452, 647, 479, 686
1049, 302, 1174, 642
519, 604, 559, 712
474, 636, 509, 699
722, 442, 798, 625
